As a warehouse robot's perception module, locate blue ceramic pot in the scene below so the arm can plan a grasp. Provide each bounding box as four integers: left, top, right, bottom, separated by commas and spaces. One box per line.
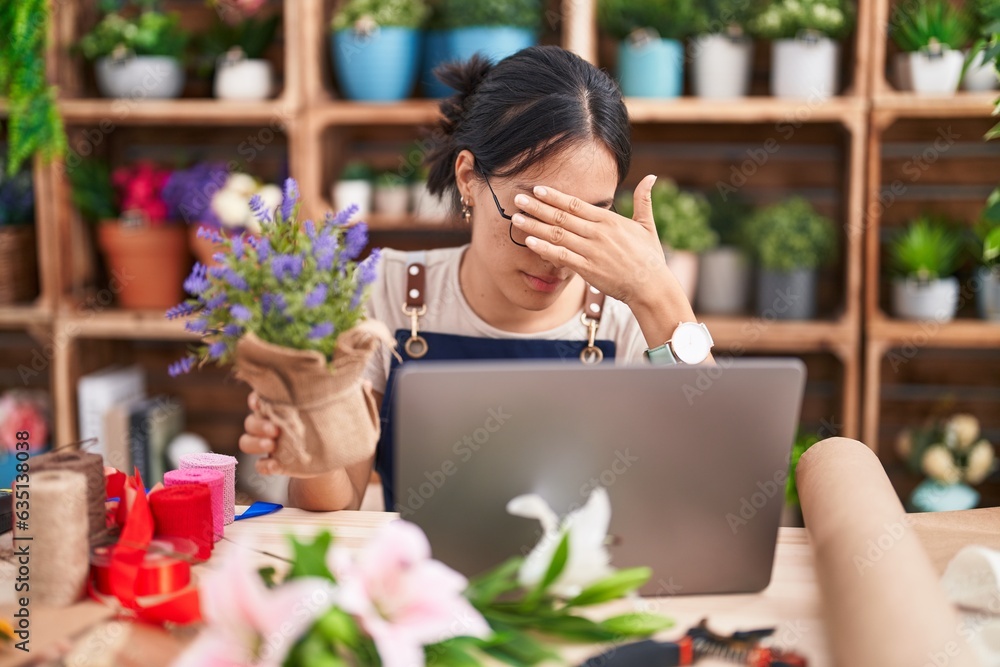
910, 479, 979, 512
331, 28, 421, 101
617, 38, 684, 98
421, 30, 453, 98
448, 27, 537, 66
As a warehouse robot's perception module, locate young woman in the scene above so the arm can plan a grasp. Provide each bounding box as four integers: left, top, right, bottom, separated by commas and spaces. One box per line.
239, 46, 713, 512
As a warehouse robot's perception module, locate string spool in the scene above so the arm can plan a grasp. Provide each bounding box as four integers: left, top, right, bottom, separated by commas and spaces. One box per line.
164, 468, 224, 541
148, 484, 214, 561
178, 453, 238, 525
30, 449, 108, 546
17, 469, 89, 606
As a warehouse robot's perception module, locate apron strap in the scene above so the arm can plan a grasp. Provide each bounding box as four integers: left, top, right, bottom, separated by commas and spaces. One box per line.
583, 284, 605, 324
402, 252, 429, 358
580, 284, 607, 365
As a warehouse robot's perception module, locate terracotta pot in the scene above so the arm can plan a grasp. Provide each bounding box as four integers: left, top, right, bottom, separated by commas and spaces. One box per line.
97, 221, 190, 309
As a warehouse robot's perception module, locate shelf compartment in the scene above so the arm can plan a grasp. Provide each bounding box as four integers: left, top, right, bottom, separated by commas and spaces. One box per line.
59, 99, 298, 126
868, 316, 1000, 348
60, 309, 195, 341
626, 97, 866, 125
0, 304, 52, 330
872, 93, 998, 120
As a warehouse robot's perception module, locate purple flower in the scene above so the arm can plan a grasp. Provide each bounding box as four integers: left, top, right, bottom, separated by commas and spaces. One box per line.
162, 163, 228, 227
280, 178, 298, 222
231, 234, 244, 260
308, 322, 335, 340
197, 226, 225, 243
304, 283, 327, 308
305, 220, 317, 240
223, 324, 244, 337
315, 248, 335, 272
271, 254, 303, 281
204, 292, 226, 312
183, 263, 210, 296
185, 318, 209, 334
351, 248, 381, 309
166, 302, 198, 320
249, 194, 272, 225
254, 237, 271, 262
343, 223, 369, 262
327, 203, 358, 227
262, 292, 287, 316
168, 355, 197, 377
208, 341, 228, 360
230, 304, 252, 322
223, 268, 248, 292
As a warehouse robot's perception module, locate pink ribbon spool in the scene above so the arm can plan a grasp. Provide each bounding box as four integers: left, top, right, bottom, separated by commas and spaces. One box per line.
163, 468, 225, 541
178, 453, 238, 525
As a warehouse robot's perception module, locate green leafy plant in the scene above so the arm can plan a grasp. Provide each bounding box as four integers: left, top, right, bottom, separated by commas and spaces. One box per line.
785, 430, 821, 507
193, 14, 280, 76
743, 197, 837, 272
598, 0, 706, 40
707, 190, 754, 247
891, 0, 974, 52
749, 0, 855, 40
437, 0, 543, 30
972, 204, 1000, 271
331, 0, 430, 31
340, 161, 374, 181
375, 171, 407, 188
616, 179, 718, 252
67, 158, 119, 225
889, 216, 963, 280
78, 5, 190, 60
0, 0, 67, 176
694, 0, 760, 35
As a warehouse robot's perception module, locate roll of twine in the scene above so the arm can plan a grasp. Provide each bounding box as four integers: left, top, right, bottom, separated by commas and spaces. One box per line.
30, 449, 108, 546
17, 470, 89, 606
164, 468, 224, 541
148, 484, 214, 561
178, 453, 238, 525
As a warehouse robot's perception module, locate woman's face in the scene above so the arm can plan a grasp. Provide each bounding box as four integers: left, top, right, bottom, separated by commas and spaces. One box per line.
458, 140, 620, 312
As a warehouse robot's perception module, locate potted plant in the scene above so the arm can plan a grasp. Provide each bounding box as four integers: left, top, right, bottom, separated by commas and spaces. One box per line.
420, 1, 453, 98
617, 179, 717, 301
962, 0, 1000, 91
696, 192, 754, 315
330, 0, 430, 102
750, 0, 854, 99
889, 216, 963, 321
743, 197, 837, 320
891, 0, 974, 95
438, 0, 542, 67
0, 159, 39, 304
599, 0, 703, 98
163, 164, 281, 267
78, 0, 189, 100
70, 159, 190, 310
197, 0, 281, 100
374, 171, 410, 217
332, 161, 374, 218
689, 0, 759, 99
897, 414, 996, 512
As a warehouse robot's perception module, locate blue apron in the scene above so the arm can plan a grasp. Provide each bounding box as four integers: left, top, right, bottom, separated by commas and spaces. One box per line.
375, 331, 616, 511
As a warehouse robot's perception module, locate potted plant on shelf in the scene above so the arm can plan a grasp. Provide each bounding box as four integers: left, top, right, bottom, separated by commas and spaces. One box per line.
689, 0, 759, 99
749, 0, 854, 99
438, 0, 542, 67
0, 158, 39, 304
743, 197, 837, 320
599, 0, 703, 98
332, 161, 374, 218
962, 0, 1000, 91
78, 0, 189, 100
897, 414, 996, 512
196, 0, 281, 100
330, 0, 430, 102
891, 0, 974, 96
373, 171, 410, 217
70, 159, 190, 310
696, 192, 754, 315
888, 216, 963, 322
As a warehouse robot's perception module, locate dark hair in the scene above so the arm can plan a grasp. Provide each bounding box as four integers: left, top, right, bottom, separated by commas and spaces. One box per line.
425, 46, 631, 202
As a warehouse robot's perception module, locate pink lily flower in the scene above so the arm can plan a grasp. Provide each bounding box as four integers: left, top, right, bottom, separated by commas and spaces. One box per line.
332, 520, 491, 667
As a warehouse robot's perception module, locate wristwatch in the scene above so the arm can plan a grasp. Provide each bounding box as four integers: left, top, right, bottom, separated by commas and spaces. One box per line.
644, 322, 714, 365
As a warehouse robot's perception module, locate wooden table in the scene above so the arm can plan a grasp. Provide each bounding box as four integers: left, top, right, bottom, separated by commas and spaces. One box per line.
3, 506, 999, 667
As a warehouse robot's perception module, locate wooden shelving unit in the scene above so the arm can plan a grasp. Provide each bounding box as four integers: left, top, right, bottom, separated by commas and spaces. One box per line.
4, 0, 995, 498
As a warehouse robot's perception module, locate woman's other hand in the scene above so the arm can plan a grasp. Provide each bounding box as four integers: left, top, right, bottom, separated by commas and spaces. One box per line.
239, 392, 282, 475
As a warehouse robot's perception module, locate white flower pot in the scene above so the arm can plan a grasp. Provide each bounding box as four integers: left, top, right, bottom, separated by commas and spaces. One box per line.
690, 34, 754, 99
95, 56, 185, 99
696, 245, 751, 315
411, 182, 451, 223
892, 277, 959, 321
214, 58, 274, 100
909, 49, 964, 96
962, 48, 999, 92
892, 52, 914, 91
664, 248, 700, 303
374, 185, 410, 217
771, 37, 840, 100
332, 180, 372, 218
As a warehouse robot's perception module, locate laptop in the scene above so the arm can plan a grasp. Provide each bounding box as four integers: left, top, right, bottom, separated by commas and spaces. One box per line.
393, 358, 806, 596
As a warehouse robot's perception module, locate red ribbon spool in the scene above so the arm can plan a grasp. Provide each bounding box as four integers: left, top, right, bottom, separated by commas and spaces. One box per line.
91, 537, 196, 597
149, 483, 214, 561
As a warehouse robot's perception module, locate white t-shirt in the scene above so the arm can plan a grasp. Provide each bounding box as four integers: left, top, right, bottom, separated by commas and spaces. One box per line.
362, 245, 648, 395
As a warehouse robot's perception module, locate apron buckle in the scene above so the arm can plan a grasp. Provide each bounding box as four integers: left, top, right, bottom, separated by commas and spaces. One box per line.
402, 304, 429, 359
579, 313, 603, 364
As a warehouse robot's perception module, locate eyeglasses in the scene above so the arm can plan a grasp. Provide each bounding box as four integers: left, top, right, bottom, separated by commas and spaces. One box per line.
479, 167, 617, 248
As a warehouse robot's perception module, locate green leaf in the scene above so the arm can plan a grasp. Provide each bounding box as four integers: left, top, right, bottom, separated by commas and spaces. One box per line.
528, 614, 618, 642
479, 624, 560, 666
599, 612, 675, 638
287, 531, 336, 581
537, 531, 571, 593
466, 557, 523, 606
566, 567, 652, 607
426, 637, 483, 667
314, 608, 361, 648
258, 565, 278, 588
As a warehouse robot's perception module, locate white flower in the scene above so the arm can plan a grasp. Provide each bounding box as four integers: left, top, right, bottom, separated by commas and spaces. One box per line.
945, 414, 980, 451
212, 188, 251, 228
256, 184, 283, 218
965, 440, 995, 485
922, 445, 961, 485
507, 487, 613, 599
225, 172, 258, 197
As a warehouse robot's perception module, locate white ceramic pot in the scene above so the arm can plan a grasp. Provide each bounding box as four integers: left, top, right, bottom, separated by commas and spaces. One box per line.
214, 58, 274, 100
696, 245, 751, 315
332, 180, 372, 218
95, 56, 185, 99
374, 185, 410, 216
892, 52, 914, 91
892, 276, 959, 321
962, 48, 999, 92
909, 49, 964, 96
690, 33, 754, 99
411, 182, 452, 223
770, 37, 840, 99
665, 248, 700, 303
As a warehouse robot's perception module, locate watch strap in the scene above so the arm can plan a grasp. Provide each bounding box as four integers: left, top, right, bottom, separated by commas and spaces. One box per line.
644, 341, 678, 365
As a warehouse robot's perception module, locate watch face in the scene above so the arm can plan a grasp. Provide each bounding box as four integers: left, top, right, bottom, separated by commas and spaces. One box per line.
672, 323, 712, 364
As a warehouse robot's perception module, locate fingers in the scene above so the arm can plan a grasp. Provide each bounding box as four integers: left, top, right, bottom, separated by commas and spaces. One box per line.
248, 391, 260, 411
241, 411, 278, 456
513, 191, 596, 238
511, 212, 588, 254
523, 235, 588, 272
631, 175, 658, 229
